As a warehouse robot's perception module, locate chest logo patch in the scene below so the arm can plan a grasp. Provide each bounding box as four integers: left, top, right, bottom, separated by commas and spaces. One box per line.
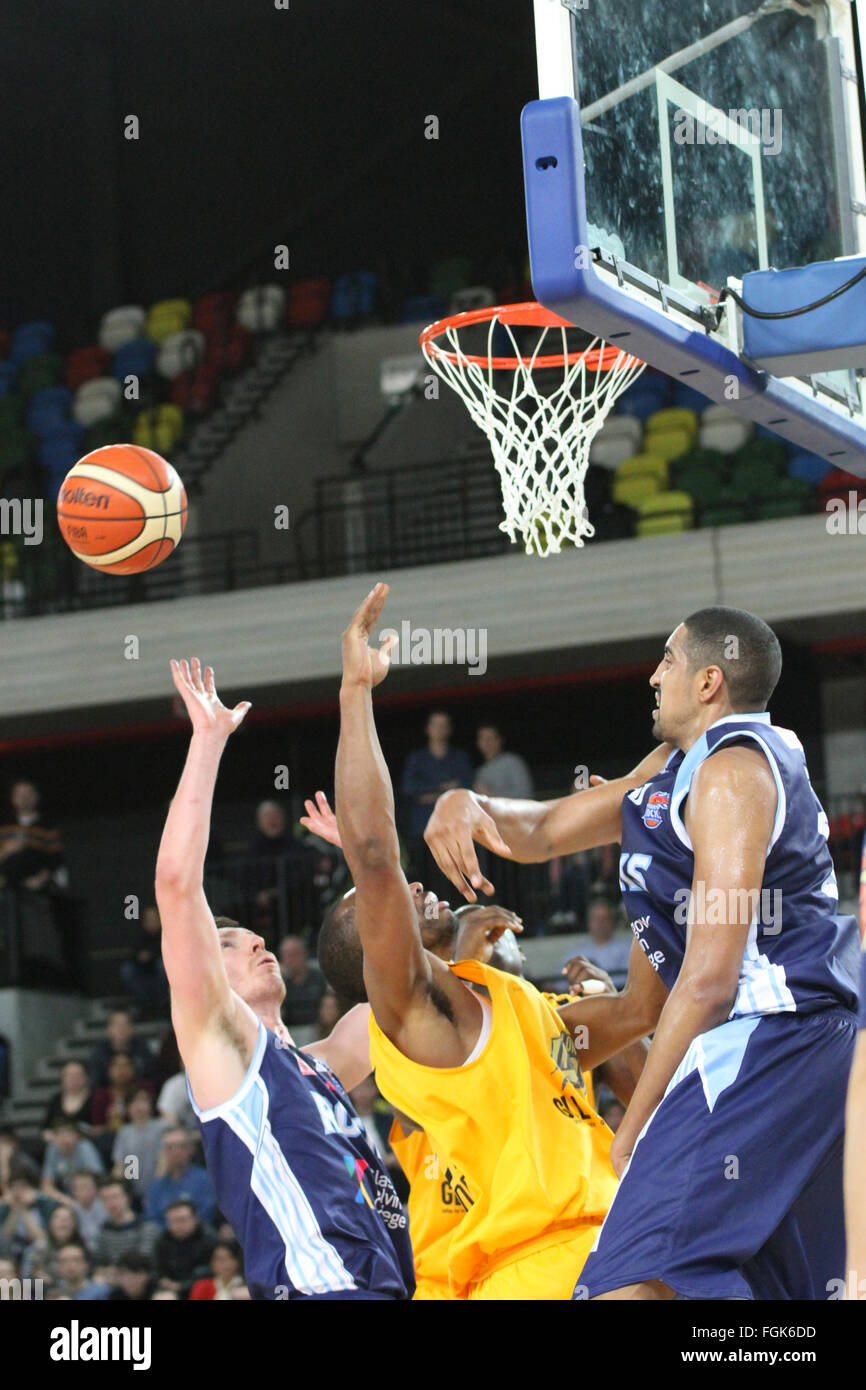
642, 790, 670, 829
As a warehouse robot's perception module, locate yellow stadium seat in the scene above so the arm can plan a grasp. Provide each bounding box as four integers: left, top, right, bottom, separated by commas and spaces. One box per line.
614, 453, 669, 488
146, 298, 192, 343
642, 427, 695, 461
612, 473, 661, 509
133, 403, 185, 453
645, 407, 699, 440
635, 489, 694, 536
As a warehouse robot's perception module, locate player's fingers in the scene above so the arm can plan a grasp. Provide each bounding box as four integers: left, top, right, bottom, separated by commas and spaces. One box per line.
315, 791, 332, 814
475, 812, 514, 859
190, 657, 203, 691
204, 665, 216, 697
378, 633, 397, 664
231, 701, 251, 726
589, 774, 608, 786
432, 839, 478, 903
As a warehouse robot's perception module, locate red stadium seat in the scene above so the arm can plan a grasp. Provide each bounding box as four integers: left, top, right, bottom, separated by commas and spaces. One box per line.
287, 278, 331, 329
66, 345, 110, 391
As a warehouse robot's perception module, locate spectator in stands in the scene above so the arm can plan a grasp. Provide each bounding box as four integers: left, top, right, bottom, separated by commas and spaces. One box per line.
559, 898, 631, 990
92, 1177, 159, 1275
20, 1203, 84, 1281
0, 1126, 40, 1194
314, 988, 341, 1039
0, 779, 67, 893
400, 712, 474, 888
67, 1169, 107, 1252
144, 1127, 216, 1228
41, 1120, 103, 1201
156, 1064, 197, 1130
473, 724, 534, 800
88, 1008, 154, 1088
43, 1060, 95, 1134
107, 1249, 158, 1302
188, 1238, 245, 1300
245, 801, 317, 941
52, 1242, 111, 1300
278, 934, 326, 1044
154, 1200, 215, 1298
112, 1086, 168, 1195
121, 904, 169, 1015
91, 1053, 154, 1159
0, 1168, 55, 1260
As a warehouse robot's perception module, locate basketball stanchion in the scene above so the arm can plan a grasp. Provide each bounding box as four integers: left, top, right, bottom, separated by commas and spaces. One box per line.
420, 302, 644, 557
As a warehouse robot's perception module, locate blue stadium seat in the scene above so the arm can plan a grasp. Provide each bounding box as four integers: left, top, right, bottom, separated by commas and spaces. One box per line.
398, 295, 447, 325
672, 382, 712, 412
0, 362, 17, 396
27, 385, 72, 435
112, 337, 158, 383
38, 429, 84, 488
330, 272, 379, 324
10, 320, 56, 364
788, 450, 834, 484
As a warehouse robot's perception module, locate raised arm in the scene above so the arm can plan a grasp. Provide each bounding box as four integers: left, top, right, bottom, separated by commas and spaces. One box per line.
335, 585, 482, 1067
424, 742, 673, 901
155, 660, 254, 1086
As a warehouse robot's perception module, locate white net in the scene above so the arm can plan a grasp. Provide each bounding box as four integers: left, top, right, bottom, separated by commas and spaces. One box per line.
422, 308, 645, 556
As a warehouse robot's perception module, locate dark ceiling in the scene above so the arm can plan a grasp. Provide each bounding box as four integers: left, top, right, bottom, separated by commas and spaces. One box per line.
0, 0, 536, 341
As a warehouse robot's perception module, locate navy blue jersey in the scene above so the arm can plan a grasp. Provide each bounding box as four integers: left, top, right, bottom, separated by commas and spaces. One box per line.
619, 713, 859, 1017
189, 1024, 414, 1300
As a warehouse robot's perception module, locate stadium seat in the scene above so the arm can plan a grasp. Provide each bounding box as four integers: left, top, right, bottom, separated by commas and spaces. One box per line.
171, 362, 218, 415
16, 353, 62, 396
330, 272, 379, 325
635, 489, 694, 536
641, 426, 694, 461
0, 362, 17, 395
615, 370, 672, 421
156, 329, 206, 379
589, 416, 644, 469
675, 467, 727, 509
72, 377, 123, 428
111, 338, 158, 384
10, 320, 56, 364
818, 468, 866, 508
583, 465, 613, 511
448, 286, 497, 315
754, 477, 814, 521
84, 414, 127, 451
729, 456, 783, 499
672, 382, 711, 412
98, 305, 146, 352
27, 385, 72, 435
146, 298, 192, 343
699, 495, 751, 527
586, 499, 635, 541
205, 323, 251, 375
286, 278, 331, 329
429, 258, 473, 300
192, 292, 237, 334
0, 328, 9, 358
399, 295, 447, 325
611, 470, 661, 510
38, 430, 84, 488
732, 438, 789, 472
133, 404, 184, 452
699, 403, 753, 454
0, 395, 22, 431
787, 450, 833, 485
65, 345, 109, 391
615, 453, 668, 490
237, 285, 286, 332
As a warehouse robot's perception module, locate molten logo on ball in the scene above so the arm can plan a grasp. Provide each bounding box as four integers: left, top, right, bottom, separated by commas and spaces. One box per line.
57, 444, 188, 575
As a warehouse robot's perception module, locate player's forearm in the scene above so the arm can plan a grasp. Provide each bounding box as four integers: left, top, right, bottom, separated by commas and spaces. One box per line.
596, 1038, 650, 1107
561, 992, 652, 1070
472, 792, 565, 862
844, 1035, 866, 1295
336, 685, 401, 875
615, 979, 733, 1151
155, 731, 227, 892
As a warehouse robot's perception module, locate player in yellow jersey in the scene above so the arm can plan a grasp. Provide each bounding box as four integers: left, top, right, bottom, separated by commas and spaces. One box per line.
319, 583, 646, 1300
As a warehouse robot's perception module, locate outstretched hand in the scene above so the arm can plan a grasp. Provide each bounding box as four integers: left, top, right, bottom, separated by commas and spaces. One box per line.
300, 791, 341, 849
341, 583, 397, 690
170, 658, 251, 739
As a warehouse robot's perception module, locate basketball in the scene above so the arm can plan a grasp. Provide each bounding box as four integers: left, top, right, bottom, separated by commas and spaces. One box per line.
56, 444, 188, 575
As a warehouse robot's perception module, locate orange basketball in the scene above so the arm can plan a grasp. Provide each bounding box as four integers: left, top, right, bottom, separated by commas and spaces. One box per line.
56, 445, 188, 575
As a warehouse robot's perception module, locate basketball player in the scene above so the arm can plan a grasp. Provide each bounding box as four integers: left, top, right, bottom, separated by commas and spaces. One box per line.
320, 583, 625, 1301
426, 606, 860, 1300
843, 838, 866, 1298
155, 657, 414, 1300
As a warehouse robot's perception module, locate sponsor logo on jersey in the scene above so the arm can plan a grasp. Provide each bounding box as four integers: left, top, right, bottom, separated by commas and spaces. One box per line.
549, 1029, 585, 1093
344, 1154, 375, 1209
641, 790, 670, 829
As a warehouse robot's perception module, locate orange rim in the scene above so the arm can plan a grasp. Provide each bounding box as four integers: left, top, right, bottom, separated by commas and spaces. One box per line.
419, 301, 642, 372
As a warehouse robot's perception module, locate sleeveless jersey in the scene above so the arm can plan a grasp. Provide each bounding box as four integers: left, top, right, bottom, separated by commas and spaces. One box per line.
618, 713, 859, 1017
369, 959, 618, 1298
388, 1118, 463, 1296
189, 1023, 414, 1300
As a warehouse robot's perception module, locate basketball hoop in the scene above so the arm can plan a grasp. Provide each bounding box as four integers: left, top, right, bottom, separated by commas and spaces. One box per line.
420, 302, 645, 556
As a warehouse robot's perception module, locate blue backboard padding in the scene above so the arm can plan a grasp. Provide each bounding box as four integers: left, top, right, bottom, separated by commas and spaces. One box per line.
521, 96, 866, 473
742, 259, 866, 368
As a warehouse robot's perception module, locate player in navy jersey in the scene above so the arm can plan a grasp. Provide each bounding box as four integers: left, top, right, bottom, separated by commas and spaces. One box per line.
843, 839, 866, 1299
426, 606, 859, 1300
154, 657, 414, 1301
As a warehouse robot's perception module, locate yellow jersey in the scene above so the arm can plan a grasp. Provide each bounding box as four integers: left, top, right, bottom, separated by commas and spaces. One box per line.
388, 1118, 464, 1299
369, 958, 618, 1297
